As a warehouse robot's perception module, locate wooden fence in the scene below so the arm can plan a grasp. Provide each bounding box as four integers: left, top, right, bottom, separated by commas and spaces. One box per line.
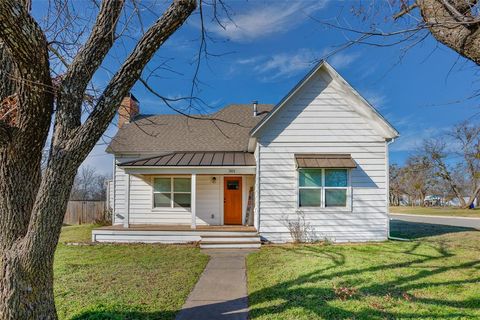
64, 200, 109, 225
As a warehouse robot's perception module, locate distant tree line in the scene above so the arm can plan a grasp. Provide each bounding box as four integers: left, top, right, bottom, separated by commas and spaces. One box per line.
70, 166, 110, 201
390, 121, 480, 209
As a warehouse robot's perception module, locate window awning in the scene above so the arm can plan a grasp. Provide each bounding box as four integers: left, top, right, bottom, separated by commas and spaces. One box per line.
119, 152, 256, 167
295, 154, 357, 168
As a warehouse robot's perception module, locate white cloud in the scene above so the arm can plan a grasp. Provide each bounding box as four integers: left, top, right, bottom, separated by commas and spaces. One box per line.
235, 48, 360, 82
253, 49, 318, 81
209, 1, 329, 42
327, 52, 361, 69
236, 56, 263, 65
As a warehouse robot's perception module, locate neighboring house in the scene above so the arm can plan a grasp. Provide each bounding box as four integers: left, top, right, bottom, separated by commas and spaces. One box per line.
92, 61, 399, 248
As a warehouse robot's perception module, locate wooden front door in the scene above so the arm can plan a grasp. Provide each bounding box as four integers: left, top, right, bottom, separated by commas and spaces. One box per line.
224, 177, 242, 225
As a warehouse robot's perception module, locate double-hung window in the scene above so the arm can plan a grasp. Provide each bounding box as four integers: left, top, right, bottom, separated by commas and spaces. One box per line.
153, 177, 191, 208
298, 168, 349, 208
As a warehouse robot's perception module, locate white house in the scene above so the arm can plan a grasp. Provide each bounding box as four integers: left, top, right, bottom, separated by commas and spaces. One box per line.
93, 61, 399, 248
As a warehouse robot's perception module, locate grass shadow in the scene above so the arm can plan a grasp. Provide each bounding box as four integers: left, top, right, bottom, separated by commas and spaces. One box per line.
248, 229, 480, 319
71, 310, 177, 320
390, 220, 476, 239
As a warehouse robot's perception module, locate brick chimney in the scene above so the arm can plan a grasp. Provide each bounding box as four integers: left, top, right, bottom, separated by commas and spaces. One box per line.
118, 93, 139, 129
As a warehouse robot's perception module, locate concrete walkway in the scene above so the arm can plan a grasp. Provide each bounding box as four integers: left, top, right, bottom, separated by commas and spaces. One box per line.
390, 213, 480, 229
176, 249, 256, 320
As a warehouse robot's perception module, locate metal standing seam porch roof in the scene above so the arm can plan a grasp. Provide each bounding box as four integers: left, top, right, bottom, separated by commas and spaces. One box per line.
119, 152, 256, 167
295, 154, 357, 168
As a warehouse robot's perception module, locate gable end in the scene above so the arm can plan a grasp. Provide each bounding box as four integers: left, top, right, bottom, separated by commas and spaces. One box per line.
251, 61, 399, 140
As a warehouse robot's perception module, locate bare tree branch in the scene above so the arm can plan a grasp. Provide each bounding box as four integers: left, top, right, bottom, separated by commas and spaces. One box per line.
139, 77, 247, 127
55, 0, 124, 137
21, 0, 198, 267
0, 1, 49, 71
394, 3, 419, 20
73, 0, 197, 150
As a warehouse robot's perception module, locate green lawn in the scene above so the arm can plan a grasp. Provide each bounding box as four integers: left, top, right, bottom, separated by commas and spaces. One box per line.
390, 206, 480, 217
55, 224, 209, 319
59, 224, 100, 243
247, 224, 480, 320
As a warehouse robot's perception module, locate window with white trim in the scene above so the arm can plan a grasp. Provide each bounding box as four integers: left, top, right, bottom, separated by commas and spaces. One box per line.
153, 177, 191, 208
298, 168, 349, 208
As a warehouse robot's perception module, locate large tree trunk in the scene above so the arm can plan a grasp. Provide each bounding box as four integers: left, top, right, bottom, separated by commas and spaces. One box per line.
0, 0, 197, 318
0, 159, 47, 317
0, 248, 56, 318
0, 153, 80, 318
0, 145, 64, 320
0, 21, 54, 319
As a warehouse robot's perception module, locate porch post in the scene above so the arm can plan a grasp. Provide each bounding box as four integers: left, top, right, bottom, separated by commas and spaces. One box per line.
191, 173, 197, 229
123, 173, 130, 228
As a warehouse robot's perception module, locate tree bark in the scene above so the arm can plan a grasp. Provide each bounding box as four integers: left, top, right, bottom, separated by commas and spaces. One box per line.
0, 0, 52, 249
0, 245, 56, 319
0, 151, 80, 318
417, 0, 480, 65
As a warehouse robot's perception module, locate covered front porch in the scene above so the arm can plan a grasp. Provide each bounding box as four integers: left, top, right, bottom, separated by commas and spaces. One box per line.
111, 152, 258, 231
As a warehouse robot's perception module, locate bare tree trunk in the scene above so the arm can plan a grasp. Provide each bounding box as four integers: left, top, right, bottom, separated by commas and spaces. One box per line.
464, 186, 480, 208
0, 124, 60, 319
0, 20, 53, 319
0, 249, 56, 318
0, 153, 48, 317
0, 0, 197, 318
1, 150, 86, 318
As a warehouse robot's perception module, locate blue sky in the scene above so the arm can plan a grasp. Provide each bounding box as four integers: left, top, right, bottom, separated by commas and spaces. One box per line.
36, 1, 479, 175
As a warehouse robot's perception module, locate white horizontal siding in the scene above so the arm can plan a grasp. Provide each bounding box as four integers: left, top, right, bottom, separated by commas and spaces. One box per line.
196, 175, 222, 225
112, 165, 252, 226
261, 231, 386, 243
129, 174, 194, 225
113, 159, 192, 226
257, 70, 388, 243
113, 164, 125, 225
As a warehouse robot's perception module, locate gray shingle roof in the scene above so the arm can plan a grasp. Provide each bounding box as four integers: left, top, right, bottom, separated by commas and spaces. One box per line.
106, 104, 273, 154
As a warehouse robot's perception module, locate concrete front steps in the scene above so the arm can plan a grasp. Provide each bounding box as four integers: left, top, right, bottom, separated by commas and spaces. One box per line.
199, 234, 261, 249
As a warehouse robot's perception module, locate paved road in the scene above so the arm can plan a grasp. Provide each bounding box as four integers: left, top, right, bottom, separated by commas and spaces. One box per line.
176, 249, 256, 320
390, 213, 480, 230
